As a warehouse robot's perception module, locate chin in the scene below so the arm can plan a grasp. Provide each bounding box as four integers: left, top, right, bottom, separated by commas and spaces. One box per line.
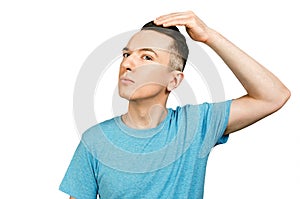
118, 91, 130, 100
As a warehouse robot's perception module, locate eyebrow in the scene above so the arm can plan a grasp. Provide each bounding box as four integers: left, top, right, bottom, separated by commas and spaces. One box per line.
122, 47, 158, 57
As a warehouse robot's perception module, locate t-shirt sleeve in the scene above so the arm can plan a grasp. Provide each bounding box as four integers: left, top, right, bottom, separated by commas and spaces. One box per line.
59, 141, 98, 199
198, 100, 232, 158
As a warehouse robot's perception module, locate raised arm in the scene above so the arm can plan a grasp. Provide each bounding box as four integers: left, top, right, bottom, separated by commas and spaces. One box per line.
154, 11, 290, 134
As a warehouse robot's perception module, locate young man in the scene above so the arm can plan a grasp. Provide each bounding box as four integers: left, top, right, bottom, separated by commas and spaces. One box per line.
59, 11, 290, 199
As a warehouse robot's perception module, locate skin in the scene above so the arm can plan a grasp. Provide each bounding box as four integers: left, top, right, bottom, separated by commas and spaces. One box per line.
69, 11, 290, 199
118, 30, 184, 129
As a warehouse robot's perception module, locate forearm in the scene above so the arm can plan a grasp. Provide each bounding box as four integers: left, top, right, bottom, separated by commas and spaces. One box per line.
204, 28, 290, 104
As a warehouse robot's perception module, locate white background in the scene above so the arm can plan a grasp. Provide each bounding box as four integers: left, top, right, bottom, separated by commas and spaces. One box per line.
0, 0, 299, 198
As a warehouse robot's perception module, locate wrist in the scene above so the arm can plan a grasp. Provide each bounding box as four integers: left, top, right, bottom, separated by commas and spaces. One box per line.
203, 28, 223, 47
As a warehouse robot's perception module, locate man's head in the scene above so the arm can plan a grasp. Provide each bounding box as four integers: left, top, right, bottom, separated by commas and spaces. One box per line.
118, 21, 189, 102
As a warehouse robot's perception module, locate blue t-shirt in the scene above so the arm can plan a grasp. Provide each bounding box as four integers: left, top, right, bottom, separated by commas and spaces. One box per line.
59, 101, 231, 199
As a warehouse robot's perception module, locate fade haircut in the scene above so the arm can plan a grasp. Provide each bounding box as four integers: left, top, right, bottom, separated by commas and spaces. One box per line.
141, 21, 189, 71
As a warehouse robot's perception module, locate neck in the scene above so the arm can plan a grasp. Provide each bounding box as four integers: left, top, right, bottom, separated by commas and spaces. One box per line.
122, 99, 168, 129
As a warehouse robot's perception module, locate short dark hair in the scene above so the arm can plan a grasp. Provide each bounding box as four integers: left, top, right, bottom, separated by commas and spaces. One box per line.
141, 21, 189, 71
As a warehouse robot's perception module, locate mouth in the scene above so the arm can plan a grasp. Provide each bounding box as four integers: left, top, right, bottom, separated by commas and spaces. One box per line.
120, 76, 135, 84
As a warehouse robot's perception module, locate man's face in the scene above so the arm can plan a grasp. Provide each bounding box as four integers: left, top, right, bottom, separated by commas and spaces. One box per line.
118, 30, 175, 101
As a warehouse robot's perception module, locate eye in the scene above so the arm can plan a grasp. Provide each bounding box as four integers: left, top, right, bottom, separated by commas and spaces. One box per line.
142, 55, 153, 61
123, 52, 130, 58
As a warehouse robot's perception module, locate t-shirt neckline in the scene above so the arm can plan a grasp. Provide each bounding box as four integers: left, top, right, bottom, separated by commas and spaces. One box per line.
114, 108, 172, 138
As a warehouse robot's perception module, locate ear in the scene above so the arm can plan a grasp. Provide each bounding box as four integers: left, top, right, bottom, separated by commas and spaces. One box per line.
167, 70, 184, 91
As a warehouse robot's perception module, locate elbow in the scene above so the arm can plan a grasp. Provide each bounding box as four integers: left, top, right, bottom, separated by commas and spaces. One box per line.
272, 87, 291, 111
279, 87, 291, 107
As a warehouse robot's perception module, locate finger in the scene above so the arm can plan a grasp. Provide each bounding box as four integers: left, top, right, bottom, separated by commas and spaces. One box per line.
155, 13, 187, 25
155, 15, 189, 26
156, 19, 187, 28
155, 11, 194, 21
154, 11, 195, 27
155, 15, 193, 28
155, 12, 186, 21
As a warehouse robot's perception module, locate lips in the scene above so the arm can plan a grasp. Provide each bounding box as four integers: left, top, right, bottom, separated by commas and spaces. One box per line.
120, 76, 135, 84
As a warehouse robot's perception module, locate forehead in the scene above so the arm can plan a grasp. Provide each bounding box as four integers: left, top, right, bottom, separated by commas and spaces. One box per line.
126, 30, 173, 51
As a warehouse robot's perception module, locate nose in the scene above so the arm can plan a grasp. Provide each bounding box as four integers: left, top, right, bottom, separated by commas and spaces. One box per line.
120, 55, 135, 72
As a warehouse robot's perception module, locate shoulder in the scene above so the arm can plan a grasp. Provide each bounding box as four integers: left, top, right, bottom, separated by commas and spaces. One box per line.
81, 116, 119, 141
173, 100, 231, 114
170, 101, 232, 126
